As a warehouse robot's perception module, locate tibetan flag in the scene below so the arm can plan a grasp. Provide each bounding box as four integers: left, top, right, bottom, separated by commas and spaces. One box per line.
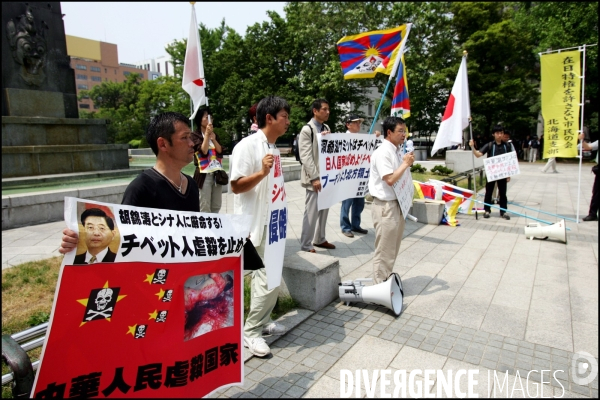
440, 192, 462, 227
428, 179, 478, 215
413, 180, 436, 200
391, 53, 410, 118
182, 4, 207, 120
337, 25, 409, 80
413, 181, 462, 226
431, 56, 470, 156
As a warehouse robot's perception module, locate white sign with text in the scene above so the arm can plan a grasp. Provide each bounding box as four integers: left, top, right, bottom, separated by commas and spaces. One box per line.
483, 151, 520, 182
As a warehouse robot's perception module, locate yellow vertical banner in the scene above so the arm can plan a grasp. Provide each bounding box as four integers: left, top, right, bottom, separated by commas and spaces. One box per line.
540, 50, 581, 158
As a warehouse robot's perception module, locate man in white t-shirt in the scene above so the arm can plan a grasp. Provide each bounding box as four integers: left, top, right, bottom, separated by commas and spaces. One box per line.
230, 96, 290, 357
368, 116, 414, 283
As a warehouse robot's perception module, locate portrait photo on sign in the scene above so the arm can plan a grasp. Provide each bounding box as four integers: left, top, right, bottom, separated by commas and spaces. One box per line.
183, 271, 234, 341
74, 203, 120, 265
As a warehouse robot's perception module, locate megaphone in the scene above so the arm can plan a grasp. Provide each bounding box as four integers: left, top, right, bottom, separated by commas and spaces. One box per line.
338, 273, 404, 316
524, 219, 567, 244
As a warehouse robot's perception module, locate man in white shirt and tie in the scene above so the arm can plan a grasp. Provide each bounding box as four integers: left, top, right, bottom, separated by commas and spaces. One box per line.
73, 208, 117, 265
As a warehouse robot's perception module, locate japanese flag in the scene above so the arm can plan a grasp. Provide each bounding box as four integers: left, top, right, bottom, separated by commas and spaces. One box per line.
431, 56, 470, 156
182, 4, 207, 120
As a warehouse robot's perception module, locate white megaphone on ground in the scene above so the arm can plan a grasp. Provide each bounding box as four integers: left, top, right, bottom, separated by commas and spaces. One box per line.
523, 219, 567, 244
338, 273, 404, 316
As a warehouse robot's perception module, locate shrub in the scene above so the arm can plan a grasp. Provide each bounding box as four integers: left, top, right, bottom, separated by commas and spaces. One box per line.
431, 165, 454, 176
128, 139, 142, 149
411, 164, 427, 173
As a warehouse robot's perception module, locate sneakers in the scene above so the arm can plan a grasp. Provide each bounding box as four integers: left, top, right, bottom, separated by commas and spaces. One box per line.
351, 227, 368, 234
244, 336, 270, 357
501, 214, 511, 220
262, 322, 286, 335
341, 230, 354, 238
582, 214, 598, 222
484, 212, 490, 219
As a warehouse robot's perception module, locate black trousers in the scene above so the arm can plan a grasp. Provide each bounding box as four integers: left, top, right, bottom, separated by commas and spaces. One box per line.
484, 178, 507, 214
589, 172, 599, 216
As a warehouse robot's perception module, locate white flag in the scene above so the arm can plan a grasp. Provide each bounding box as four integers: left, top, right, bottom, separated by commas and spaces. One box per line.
431, 56, 470, 156
182, 5, 207, 120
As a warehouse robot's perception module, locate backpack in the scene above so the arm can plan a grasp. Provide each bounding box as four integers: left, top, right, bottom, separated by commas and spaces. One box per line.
296, 124, 319, 165
531, 140, 539, 149
488, 141, 509, 157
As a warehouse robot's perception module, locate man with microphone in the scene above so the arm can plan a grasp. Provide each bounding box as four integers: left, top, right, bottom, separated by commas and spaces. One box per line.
368, 116, 414, 283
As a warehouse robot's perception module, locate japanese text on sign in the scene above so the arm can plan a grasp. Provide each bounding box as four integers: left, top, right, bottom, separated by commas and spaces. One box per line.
317, 133, 381, 210
483, 151, 520, 182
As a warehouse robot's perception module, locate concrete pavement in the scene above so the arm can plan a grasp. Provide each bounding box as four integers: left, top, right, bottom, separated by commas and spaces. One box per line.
2, 160, 598, 398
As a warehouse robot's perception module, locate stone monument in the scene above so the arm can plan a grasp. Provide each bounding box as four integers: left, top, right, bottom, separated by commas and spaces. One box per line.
1, 2, 129, 178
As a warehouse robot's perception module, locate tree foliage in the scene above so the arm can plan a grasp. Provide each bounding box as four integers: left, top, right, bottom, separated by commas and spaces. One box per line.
90, 2, 598, 146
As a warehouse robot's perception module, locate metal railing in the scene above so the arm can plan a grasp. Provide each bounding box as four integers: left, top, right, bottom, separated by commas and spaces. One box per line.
441, 166, 485, 191
2, 323, 48, 397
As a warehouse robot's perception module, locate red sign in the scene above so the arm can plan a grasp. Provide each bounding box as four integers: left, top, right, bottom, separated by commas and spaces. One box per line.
33, 257, 243, 398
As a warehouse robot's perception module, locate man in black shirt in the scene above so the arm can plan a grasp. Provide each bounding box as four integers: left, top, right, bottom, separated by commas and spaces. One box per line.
59, 112, 199, 253
469, 125, 512, 220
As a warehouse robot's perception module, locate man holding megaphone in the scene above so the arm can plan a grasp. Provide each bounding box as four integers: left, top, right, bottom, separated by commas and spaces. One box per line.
368, 116, 414, 284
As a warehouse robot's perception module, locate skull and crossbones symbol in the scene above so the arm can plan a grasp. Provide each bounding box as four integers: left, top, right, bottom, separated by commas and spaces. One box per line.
135, 325, 146, 338
152, 269, 167, 284
156, 311, 167, 323
86, 288, 114, 321
162, 289, 173, 302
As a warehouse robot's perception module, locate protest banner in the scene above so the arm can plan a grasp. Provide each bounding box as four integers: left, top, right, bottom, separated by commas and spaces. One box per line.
540, 50, 581, 158
483, 151, 520, 182
32, 198, 252, 398
317, 133, 382, 210
263, 149, 287, 290
392, 168, 414, 219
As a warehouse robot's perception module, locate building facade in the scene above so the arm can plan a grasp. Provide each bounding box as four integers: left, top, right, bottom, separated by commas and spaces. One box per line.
66, 35, 160, 111
135, 55, 174, 78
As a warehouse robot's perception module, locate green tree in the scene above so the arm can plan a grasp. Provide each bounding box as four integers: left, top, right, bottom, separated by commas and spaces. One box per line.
83, 74, 190, 144
435, 2, 539, 139
385, 2, 455, 140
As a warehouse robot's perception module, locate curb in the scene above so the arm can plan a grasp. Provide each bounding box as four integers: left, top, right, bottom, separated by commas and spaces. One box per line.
243, 308, 315, 362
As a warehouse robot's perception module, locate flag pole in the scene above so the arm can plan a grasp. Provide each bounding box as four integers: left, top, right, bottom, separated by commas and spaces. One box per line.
190, 98, 194, 131
369, 80, 392, 135
575, 44, 587, 223
189, 2, 196, 132
463, 50, 478, 220
368, 23, 412, 135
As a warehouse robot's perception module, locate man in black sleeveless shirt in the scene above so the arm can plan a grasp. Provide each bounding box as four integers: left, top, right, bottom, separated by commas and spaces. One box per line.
469, 125, 513, 220
59, 112, 199, 253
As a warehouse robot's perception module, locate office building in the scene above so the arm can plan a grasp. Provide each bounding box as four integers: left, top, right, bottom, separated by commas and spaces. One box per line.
66, 35, 160, 110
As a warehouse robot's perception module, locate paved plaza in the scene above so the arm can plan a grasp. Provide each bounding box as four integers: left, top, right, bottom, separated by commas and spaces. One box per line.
2, 161, 598, 398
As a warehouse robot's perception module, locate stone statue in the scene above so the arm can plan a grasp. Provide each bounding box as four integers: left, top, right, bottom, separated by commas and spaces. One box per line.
6, 6, 47, 86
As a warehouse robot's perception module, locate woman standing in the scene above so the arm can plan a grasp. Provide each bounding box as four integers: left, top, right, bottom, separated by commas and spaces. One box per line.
191, 108, 224, 213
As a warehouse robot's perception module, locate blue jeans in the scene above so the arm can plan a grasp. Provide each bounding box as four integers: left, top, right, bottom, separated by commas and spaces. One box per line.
340, 197, 365, 232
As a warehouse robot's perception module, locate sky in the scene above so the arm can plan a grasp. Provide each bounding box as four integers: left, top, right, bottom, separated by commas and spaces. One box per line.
60, 2, 287, 64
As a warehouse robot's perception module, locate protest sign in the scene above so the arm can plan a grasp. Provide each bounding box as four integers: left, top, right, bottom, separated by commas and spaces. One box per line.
392, 168, 414, 219
32, 198, 251, 398
317, 133, 382, 210
483, 151, 520, 182
263, 149, 287, 290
